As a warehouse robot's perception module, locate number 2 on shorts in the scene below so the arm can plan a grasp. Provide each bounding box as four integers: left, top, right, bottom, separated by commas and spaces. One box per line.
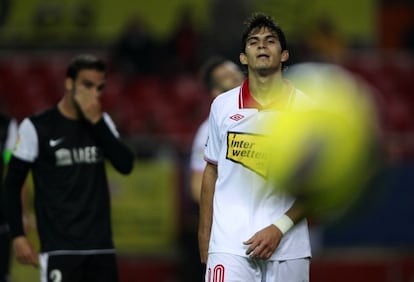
50, 269, 62, 282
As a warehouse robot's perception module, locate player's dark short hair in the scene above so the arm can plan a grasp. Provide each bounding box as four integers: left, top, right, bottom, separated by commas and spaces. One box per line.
66, 54, 107, 80
241, 12, 287, 53
199, 56, 228, 92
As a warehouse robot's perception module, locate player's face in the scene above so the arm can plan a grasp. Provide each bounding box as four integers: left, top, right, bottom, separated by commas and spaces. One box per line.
240, 27, 288, 75
66, 69, 106, 117
211, 62, 244, 97
69, 69, 106, 97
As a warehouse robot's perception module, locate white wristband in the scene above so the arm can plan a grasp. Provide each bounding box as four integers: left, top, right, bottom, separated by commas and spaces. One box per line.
273, 214, 294, 235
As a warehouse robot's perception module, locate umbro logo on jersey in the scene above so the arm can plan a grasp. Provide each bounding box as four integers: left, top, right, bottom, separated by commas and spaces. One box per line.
49, 138, 64, 147
229, 114, 245, 121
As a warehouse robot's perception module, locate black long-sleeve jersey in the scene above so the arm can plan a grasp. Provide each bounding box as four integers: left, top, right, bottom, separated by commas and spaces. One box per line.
0, 115, 11, 226
4, 106, 134, 253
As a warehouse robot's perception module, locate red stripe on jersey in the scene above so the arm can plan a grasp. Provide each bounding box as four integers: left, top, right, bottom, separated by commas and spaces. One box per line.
238, 79, 260, 109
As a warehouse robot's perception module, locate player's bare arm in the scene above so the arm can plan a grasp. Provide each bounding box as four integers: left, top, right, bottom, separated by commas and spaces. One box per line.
284, 200, 307, 224
198, 162, 217, 263
190, 170, 204, 203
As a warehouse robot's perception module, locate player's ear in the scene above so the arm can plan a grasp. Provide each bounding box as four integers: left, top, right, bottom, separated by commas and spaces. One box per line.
281, 50, 289, 63
65, 77, 73, 91
240, 53, 248, 66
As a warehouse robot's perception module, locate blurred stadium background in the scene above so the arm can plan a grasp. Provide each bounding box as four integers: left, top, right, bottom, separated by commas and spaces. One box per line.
0, 0, 413, 281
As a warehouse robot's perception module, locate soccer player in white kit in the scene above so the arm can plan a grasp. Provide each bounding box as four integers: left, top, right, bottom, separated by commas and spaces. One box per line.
190, 57, 245, 203
185, 57, 245, 282
198, 13, 312, 282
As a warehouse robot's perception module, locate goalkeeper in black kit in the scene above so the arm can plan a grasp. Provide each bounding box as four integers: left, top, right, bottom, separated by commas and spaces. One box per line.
4, 54, 134, 282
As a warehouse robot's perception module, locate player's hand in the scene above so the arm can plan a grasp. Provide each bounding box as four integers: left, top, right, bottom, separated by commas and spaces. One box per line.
243, 225, 282, 260
13, 236, 39, 267
74, 87, 102, 124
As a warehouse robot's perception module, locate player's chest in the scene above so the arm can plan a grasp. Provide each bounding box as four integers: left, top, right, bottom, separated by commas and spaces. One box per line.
221, 110, 279, 178
38, 127, 103, 166
221, 109, 278, 137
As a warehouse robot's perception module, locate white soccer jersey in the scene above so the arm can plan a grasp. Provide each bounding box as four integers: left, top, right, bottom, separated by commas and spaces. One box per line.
205, 79, 312, 261
190, 119, 208, 172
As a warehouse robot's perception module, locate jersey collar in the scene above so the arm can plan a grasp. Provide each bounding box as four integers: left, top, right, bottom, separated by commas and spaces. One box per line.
238, 79, 259, 109
238, 79, 295, 111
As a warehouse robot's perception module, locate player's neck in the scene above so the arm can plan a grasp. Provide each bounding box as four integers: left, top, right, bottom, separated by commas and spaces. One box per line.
57, 96, 80, 120
248, 73, 286, 107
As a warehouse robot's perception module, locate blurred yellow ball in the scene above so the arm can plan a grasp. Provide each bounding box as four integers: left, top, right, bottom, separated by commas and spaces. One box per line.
267, 63, 380, 219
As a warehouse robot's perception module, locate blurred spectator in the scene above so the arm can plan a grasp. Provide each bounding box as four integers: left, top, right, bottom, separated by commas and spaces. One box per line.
72, 2, 95, 29
0, 0, 10, 27
403, 22, 414, 52
32, 1, 64, 41
33, 2, 63, 28
201, 0, 251, 64
110, 15, 158, 77
164, 6, 200, 74
302, 16, 348, 63
71, 2, 96, 42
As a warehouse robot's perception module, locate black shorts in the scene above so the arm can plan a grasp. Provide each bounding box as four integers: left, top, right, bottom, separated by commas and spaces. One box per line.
40, 252, 119, 282
0, 232, 11, 282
